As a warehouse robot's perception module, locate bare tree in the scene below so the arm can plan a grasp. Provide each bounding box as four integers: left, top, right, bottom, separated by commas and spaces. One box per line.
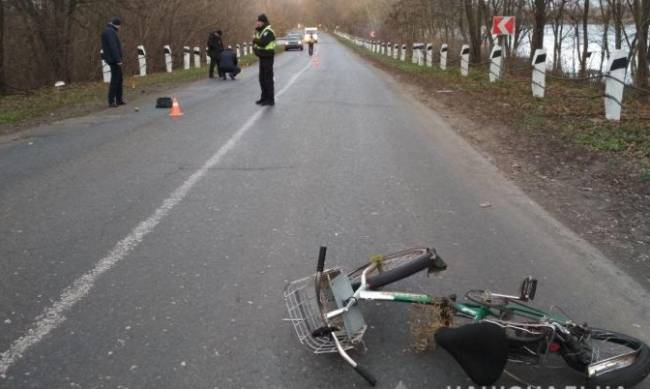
0, 0, 4, 93
464, 0, 486, 63
627, 0, 650, 88
530, 0, 548, 60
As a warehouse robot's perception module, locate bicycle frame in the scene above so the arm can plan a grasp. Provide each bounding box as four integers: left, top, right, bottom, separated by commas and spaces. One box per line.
328, 264, 571, 327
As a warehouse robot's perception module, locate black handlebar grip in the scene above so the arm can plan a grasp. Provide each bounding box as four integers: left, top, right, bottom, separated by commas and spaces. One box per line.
354, 364, 377, 386
530, 279, 538, 300
316, 246, 327, 272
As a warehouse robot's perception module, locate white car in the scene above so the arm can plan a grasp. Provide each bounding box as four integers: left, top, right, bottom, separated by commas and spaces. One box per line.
304, 28, 318, 43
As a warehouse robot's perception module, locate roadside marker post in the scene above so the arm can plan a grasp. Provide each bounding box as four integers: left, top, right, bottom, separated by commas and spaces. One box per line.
393, 44, 399, 60
440, 44, 448, 70
164, 45, 173, 73
460, 45, 470, 77
100, 50, 111, 83
531, 49, 546, 98
137, 45, 147, 76
426, 44, 433, 67
604, 49, 628, 121
183, 47, 191, 70
400, 44, 406, 62
489, 44, 503, 82
193, 47, 201, 68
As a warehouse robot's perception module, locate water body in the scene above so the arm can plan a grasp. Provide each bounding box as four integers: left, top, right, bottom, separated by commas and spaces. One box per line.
516, 24, 636, 76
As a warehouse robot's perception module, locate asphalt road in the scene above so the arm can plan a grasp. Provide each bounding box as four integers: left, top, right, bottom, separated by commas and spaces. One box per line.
1, 34, 649, 389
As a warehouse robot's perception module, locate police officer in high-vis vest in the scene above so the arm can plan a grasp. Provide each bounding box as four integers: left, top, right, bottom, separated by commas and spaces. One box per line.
253, 14, 276, 106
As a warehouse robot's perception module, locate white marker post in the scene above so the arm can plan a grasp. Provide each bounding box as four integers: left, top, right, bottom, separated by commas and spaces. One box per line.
604, 49, 628, 121
205, 48, 211, 65
242, 43, 248, 56
137, 45, 147, 76
164, 45, 173, 73
413, 43, 424, 66
440, 44, 448, 70
393, 44, 399, 59
531, 49, 546, 98
387, 42, 392, 57
100, 50, 111, 83
236, 44, 241, 58
460, 45, 470, 77
400, 44, 406, 62
183, 47, 191, 70
417, 43, 425, 66
411, 44, 417, 64
489, 44, 503, 82
426, 43, 433, 67
193, 46, 201, 68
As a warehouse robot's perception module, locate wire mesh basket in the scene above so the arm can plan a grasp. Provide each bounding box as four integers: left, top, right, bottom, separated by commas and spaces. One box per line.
284, 267, 367, 354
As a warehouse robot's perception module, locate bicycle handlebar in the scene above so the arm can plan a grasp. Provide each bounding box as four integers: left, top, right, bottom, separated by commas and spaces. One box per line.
317, 246, 327, 272
354, 364, 377, 386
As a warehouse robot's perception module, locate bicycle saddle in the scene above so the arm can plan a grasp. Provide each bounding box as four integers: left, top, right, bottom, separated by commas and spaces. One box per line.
434, 322, 508, 385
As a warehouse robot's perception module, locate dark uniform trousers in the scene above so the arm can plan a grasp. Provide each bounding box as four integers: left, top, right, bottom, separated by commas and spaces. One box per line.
259, 56, 274, 102
209, 53, 223, 78
109, 64, 124, 105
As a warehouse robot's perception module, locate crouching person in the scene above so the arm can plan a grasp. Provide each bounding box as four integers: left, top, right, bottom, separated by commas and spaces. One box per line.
219, 46, 241, 80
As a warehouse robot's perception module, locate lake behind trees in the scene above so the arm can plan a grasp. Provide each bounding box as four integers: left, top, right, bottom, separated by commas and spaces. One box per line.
515, 24, 637, 80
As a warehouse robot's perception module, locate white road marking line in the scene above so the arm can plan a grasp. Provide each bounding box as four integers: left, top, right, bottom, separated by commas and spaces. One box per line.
0, 60, 312, 379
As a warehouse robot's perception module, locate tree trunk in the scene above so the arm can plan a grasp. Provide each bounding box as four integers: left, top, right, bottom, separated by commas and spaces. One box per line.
609, 0, 623, 49
0, 0, 4, 93
599, 0, 610, 72
530, 0, 546, 61
579, 0, 590, 76
463, 0, 483, 63
632, 0, 650, 88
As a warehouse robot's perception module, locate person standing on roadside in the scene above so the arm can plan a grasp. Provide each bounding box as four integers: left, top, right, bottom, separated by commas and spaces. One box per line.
252, 14, 276, 106
101, 17, 124, 107
207, 30, 224, 79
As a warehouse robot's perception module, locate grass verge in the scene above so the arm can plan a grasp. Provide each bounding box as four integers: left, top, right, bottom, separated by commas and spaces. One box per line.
0, 53, 262, 134
339, 38, 650, 164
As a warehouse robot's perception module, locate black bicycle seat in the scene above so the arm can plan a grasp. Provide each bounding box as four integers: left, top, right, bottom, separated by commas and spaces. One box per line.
435, 322, 508, 385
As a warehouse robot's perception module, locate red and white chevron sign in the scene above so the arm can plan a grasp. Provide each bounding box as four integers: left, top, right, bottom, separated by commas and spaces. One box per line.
492, 16, 515, 36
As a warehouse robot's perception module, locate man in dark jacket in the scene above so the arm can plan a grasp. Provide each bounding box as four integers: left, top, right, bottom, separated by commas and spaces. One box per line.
252, 14, 276, 106
101, 17, 124, 107
219, 46, 241, 80
207, 30, 224, 79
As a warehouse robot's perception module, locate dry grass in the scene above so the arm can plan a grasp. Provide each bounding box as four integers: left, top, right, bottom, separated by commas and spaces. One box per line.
0, 53, 262, 134
408, 299, 454, 353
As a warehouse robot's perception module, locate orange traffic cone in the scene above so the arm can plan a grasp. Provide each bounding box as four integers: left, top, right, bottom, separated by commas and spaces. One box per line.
169, 97, 184, 117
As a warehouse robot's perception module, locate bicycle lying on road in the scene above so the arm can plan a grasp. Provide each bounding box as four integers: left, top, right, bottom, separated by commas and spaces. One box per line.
284, 247, 650, 388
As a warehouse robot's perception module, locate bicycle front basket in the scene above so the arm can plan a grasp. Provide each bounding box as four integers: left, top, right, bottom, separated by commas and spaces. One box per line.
284, 268, 367, 354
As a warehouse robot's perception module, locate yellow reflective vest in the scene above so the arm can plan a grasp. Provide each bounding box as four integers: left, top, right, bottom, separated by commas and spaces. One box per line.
254, 25, 276, 51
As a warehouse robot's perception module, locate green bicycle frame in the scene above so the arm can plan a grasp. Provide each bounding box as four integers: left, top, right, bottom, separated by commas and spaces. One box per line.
359, 290, 572, 325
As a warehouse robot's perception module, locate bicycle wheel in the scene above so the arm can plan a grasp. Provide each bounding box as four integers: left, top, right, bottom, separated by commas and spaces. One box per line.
348, 247, 443, 291
565, 328, 650, 388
